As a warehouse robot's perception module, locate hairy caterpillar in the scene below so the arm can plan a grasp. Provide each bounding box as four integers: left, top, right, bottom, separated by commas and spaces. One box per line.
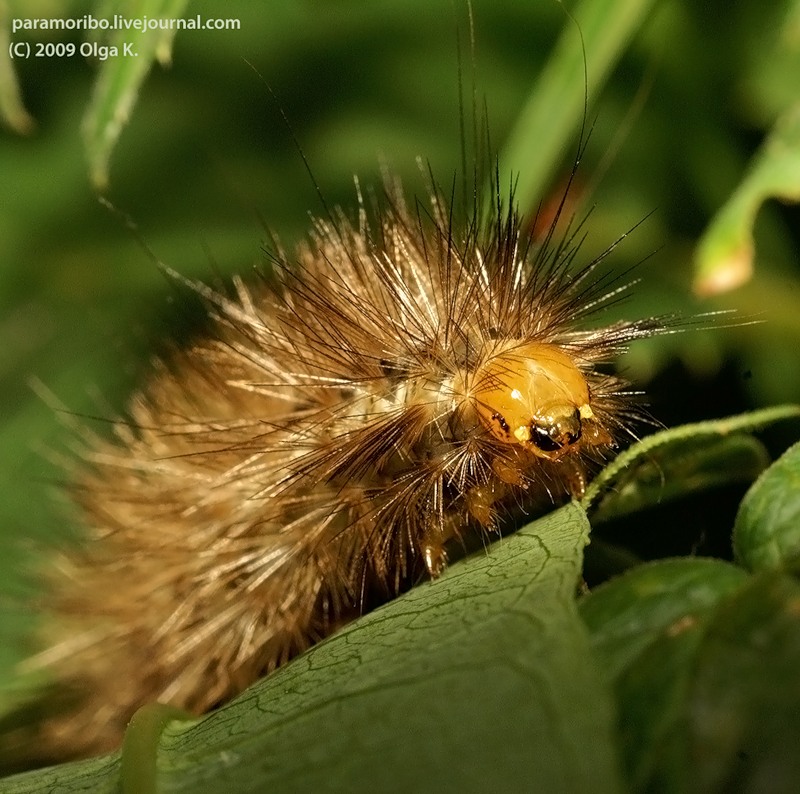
15, 13, 674, 765
23, 176, 667, 759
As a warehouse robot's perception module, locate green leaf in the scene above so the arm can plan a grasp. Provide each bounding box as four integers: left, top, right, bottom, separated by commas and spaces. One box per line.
496, 0, 657, 215
3, 502, 625, 792
694, 102, 800, 296
589, 434, 770, 525
152, 502, 620, 793
687, 573, 800, 794
733, 440, 800, 571
82, 0, 190, 190
0, 1, 35, 134
588, 568, 800, 794
0, 752, 120, 794
579, 557, 747, 682
581, 562, 767, 792
582, 404, 800, 520
614, 610, 708, 793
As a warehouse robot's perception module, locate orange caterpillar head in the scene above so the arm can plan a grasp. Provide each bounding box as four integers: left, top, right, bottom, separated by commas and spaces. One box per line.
472, 342, 611, 460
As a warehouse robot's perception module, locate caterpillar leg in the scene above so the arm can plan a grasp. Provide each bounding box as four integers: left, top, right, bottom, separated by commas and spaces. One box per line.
423, 544, 448, 578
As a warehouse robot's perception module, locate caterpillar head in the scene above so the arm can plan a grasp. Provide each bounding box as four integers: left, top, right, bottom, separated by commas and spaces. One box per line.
473, 342, 610, 460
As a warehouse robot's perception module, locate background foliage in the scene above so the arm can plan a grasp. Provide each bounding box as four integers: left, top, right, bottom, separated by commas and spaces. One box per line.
1, 0, 799, 790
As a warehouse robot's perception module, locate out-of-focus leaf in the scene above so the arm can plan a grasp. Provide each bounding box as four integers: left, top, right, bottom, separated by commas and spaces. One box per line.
733, 440, 800, 571
586, 563, 750, 792
739, 0, 800, 125
579, 557, 747, 682
589, 567, 800, 794
582, 405, 800, 520
614, 609, 708, 793
687, 573, 800, 794
0, 0, 35, 134
496, 0, 657, 216
83, 0, 189, 190
693, 103, 800, 296
2, 502, 625, 793
589, 434, 770, 525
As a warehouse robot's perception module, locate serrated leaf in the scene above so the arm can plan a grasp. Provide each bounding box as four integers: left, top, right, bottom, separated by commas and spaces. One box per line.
582, 404, 800, 520
733, 440, 800, 571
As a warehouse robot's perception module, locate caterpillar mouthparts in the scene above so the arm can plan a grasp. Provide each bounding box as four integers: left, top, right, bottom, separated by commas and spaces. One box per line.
25, 166, 667, 759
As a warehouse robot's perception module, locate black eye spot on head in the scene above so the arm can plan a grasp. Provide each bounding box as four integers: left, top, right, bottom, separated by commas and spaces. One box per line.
492, 412, 510, 433
490, 412, 512, 440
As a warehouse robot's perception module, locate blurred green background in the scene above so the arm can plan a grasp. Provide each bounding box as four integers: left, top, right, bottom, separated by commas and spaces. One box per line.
1, 0, 799, 721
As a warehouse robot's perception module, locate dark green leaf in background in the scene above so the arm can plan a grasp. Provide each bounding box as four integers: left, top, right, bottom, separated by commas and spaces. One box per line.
582, 405, 800, 520
734, 440, 800, 571
579, 557, 748, 683
580, 561, 800, 794
687, 573, 800, 794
